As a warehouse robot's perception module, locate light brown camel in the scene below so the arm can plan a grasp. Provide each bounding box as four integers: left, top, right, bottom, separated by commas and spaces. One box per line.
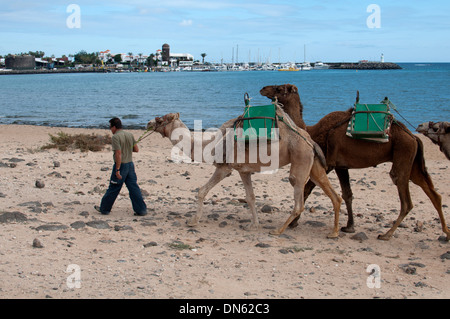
147, 105, 342, 238
417, 121, 450, 160
260, 84, 450, 241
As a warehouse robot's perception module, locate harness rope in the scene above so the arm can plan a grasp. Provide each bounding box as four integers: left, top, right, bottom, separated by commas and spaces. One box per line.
133, 126, 156, 147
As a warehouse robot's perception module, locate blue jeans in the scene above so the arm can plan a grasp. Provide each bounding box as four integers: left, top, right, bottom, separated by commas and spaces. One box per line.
100, 162, 147, 216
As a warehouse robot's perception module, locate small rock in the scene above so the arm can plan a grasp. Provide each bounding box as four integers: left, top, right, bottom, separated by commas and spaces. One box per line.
0, 212, 27, 223
399, 264, 417, 275
350, 232, 368, 242
305, 220, 326, 228
114, 225, 133, 231
261, 205, 275, 213
53, 161, 60, 168
440, 251, 450, 260
86, 220, 110, 229
32, 238, 44, 248
219, 221, 227, 228
414, 221, 424, 233
35, 180, 45, 189
35, 223, 68, 231
143, 242, 158, 248
70, 221, 86, 229
438, 236, 449, 243
255, 243, 270, 248
79, 211, 89, 218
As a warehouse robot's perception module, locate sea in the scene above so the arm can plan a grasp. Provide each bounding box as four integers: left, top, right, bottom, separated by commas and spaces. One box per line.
0, 63, 449, 131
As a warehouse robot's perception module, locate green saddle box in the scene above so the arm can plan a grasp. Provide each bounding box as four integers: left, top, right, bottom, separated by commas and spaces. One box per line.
234, 103, 278, 141
347, 100, 393, 143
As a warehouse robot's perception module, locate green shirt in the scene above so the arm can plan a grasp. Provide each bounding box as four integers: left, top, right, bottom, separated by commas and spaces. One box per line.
111, 130, 136, 164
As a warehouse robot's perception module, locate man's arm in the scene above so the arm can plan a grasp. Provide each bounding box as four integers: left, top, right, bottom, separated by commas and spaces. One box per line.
114, 150, 122, 179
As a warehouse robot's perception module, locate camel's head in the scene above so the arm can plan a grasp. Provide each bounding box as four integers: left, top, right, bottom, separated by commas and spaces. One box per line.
417, 121, 449, 136
147, 113, 180, 137
260, 84, 299, 102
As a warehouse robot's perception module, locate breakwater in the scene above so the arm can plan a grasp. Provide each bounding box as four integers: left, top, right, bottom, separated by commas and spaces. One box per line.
0, 68, 107, 75
327, 62, 402, 70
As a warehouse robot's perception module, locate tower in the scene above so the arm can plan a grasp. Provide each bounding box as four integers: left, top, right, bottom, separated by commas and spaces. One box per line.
162, 44, 170, 62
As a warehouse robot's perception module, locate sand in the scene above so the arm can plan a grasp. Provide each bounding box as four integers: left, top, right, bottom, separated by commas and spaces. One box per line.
0, 124, 449, 299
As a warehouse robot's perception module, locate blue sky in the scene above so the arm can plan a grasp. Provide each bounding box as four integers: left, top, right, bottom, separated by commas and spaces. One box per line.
1, 0, 449, 62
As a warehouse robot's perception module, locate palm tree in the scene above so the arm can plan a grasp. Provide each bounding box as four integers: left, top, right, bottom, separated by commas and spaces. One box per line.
128, 52, 134, 67
201, 53, 207, 64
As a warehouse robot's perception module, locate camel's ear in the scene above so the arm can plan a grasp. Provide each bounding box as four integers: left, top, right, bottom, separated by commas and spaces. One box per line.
290, 85, 298, 93
175, 112, 180, 120
443, 122, 450, 133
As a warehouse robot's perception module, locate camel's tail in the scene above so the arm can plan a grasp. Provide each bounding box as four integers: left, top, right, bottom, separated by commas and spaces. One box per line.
413, 135, 431, 180
313, 141, 328, 170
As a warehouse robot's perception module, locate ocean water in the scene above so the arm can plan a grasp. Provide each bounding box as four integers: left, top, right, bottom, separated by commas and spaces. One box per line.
0, 63, 448, 131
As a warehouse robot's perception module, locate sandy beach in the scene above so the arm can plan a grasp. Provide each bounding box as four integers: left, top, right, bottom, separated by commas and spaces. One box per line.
0, 124, 449, 299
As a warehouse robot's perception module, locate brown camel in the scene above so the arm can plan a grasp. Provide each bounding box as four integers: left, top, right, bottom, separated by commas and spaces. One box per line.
260, 84, 450, 241
417, 121, 450, 160
147, 104, 342, 238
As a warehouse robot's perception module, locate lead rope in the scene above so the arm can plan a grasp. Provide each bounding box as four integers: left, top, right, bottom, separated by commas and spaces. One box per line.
133, 127, 155, 148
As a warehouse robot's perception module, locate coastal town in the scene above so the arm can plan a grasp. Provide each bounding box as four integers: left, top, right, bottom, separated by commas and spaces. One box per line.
0, 43, 401, 75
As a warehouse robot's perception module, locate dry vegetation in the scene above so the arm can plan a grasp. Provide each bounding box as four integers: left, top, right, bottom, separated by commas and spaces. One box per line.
42, 132, 111, 152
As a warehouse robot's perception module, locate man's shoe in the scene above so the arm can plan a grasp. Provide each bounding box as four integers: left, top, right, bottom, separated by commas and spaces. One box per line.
134, 211, 147, 216
94, 205, 110, 215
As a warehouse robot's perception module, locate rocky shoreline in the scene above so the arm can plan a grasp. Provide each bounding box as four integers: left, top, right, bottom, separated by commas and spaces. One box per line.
328, 62, 402, 70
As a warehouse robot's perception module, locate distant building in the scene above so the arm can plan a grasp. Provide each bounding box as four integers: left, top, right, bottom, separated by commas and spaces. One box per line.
160, 43, 194, 67
5, 55, 35, 70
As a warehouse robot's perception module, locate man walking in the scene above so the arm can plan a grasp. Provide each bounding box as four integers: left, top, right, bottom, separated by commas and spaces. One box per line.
95, 117, 147, 216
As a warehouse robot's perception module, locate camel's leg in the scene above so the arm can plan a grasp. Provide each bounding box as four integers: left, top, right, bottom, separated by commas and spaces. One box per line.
410, 162, 450, 240
335, 168, 355, 233
188, 165, 232, 227
288, 163, 333, 229
309, 163, 342, 239
271, 162, 311, 236
378, 164, 414, 240
288, 179, 315, 229
238, 172, 259, 230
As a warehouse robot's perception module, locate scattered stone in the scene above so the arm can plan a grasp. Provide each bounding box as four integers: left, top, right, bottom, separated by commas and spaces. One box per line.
305, 220, 326, 228
219, 221, 227, 228
414, 221, 424, 233
255, 243, 270, 248
399, 264, 417, 275
143, 242, 158, 248
32, 238, 44, 248
79, 211, 89, 218
0, 212, 27, 223
440, 251, 450, 260
35, 180, 45, 189
114, 225, 133, 231
86, 220, 110, 229
35, 223, 68, 231
438, 236, 449, 243
141, 221, 157, 227
350, 232, 368, 242
53, 161, 60, 168
261, 205, 275, 213
414, 282, 428, 288
70, 221, 86, 229
409, 262, 426, 268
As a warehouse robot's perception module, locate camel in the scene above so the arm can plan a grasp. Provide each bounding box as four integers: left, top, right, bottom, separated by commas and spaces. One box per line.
147, 104, 342, 238
260, 84, 450, 241
417, 121, 450, 160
